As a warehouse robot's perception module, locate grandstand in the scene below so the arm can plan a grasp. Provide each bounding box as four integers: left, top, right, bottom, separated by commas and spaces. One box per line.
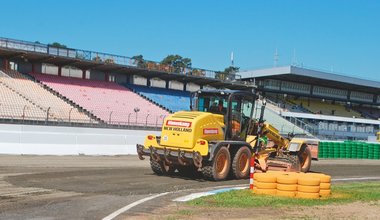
1, 37, 380, 141
239, 66, 380, 140
31, 73, 169, 127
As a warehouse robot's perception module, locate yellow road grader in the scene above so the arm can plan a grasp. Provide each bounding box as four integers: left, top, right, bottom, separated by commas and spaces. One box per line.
137, 90, 318, 181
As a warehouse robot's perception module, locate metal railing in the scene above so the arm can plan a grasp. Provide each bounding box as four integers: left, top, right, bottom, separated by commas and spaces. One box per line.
0, 37, 241, 82
0, 104, 167, 129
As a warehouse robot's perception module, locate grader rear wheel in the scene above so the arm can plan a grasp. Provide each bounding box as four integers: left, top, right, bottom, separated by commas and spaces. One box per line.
232, 146, 251, 179
202, 146, 231, 181
150, 160, 176, 175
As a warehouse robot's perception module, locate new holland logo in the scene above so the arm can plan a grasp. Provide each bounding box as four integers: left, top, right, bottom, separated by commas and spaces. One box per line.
203, 128, 219, 135
166, 120, 192, 128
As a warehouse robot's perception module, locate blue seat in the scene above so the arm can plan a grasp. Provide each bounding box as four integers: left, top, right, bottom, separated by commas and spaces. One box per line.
124, 84, 191, 112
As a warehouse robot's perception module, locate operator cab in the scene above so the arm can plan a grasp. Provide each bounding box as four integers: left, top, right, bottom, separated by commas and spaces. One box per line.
191, 89, 256, 141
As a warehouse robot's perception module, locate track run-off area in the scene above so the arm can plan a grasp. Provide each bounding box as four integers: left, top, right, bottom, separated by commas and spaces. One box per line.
0, 155, 379, 219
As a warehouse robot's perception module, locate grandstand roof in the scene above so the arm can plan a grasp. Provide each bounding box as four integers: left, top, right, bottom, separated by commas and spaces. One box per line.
239, 66, 380, 94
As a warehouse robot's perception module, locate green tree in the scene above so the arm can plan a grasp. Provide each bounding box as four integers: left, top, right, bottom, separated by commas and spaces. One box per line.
223, 66, 240, 74
216, 66, 240, 80
161, 54, 192, 69
131, 55, 147, 68
49, 42, 67, 48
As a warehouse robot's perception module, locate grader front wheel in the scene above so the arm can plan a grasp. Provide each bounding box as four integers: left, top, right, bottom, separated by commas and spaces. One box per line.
202, 146, 231, 181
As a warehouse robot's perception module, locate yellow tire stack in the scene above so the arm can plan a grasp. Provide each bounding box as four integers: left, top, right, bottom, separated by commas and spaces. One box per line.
253, 173, 277, 195
276, 174, 298, 197
252, 172, 332, 199
312, 173, 332, 197
296, 177, 320, 199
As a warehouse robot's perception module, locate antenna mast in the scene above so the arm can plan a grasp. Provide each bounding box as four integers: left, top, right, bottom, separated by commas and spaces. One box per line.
273, 48, 279, 67
231, 51, 234, 67
292, 48, 297, 65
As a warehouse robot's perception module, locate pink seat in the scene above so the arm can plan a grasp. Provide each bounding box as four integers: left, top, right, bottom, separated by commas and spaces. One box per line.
31, 73, 169, 126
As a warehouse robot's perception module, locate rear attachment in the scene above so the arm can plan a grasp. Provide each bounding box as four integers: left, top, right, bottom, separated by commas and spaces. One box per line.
136, 144, 203, 170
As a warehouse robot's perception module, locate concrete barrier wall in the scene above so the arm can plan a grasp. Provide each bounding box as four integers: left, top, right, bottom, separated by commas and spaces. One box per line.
0, 124, 160, 155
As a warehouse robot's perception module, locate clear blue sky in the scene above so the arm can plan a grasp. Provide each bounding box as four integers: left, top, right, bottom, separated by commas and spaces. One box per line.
0, 0, 379, 81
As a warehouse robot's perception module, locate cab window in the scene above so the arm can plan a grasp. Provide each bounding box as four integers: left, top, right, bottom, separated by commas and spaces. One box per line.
229, 94, 254, 140
195, 95, 227, 115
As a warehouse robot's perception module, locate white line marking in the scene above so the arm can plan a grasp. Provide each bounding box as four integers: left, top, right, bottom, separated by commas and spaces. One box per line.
173, 192, 214, 202
332, 177, 380, 181
173, 186, 248, 202
102, 192, 169, 220
102, 184, 248, 219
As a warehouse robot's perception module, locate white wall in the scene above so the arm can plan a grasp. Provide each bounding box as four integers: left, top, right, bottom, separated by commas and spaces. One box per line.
203, 85, 216, 90
62, 66, 84, 78
133, 75, 147, 86
42, 63, 58, 75
186, 82, 200, 92
150, 78, 166, 88
41, 64, 89, 78
169, 80, 183, 90
0, 124, 160, 155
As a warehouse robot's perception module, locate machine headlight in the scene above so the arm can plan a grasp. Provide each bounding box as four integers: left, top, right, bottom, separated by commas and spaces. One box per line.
288, 143, 300, 152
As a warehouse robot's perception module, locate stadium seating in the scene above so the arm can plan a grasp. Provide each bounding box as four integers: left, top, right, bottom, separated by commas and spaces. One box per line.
0, 70, 91, 122
0, 82, 46, 120
125, 84, 191, 112
290, 98, 362, 118
353, 106, 380, 120
31, 73, 169, 126
266, 95, 311, 114
254, 101, 308, 135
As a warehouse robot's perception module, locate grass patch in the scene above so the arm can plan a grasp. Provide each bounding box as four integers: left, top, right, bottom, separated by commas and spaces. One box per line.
188, 182, 380, 208
176, 209, 193, 216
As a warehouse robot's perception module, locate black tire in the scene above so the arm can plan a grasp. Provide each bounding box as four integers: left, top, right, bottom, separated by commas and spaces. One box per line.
232, 146, 251, 179
150, 160, 176, 175
202, 146, 231, 181
150, 159, 164, 175
177, 165, 198, 178
299, 145, 312, 172
288, 154, 301, 172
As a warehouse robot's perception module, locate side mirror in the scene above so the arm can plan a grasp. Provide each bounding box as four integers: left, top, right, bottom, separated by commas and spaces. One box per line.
262, 98, 267, 105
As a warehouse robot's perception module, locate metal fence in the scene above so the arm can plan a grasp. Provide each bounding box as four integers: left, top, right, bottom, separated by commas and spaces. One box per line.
0, 104, 167, 129
0, 37, 241, 81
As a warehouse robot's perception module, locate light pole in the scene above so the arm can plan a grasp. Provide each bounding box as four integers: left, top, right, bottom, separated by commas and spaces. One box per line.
134, 107, 140, 126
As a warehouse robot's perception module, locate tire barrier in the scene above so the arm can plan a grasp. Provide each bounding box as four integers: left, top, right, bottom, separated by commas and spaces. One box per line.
253, 173, 277, 195
318, 141, 380, 159
252, 172, 332, 199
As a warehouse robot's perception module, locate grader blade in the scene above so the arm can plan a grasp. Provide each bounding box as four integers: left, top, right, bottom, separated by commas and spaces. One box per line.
266, 157, 301, 172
